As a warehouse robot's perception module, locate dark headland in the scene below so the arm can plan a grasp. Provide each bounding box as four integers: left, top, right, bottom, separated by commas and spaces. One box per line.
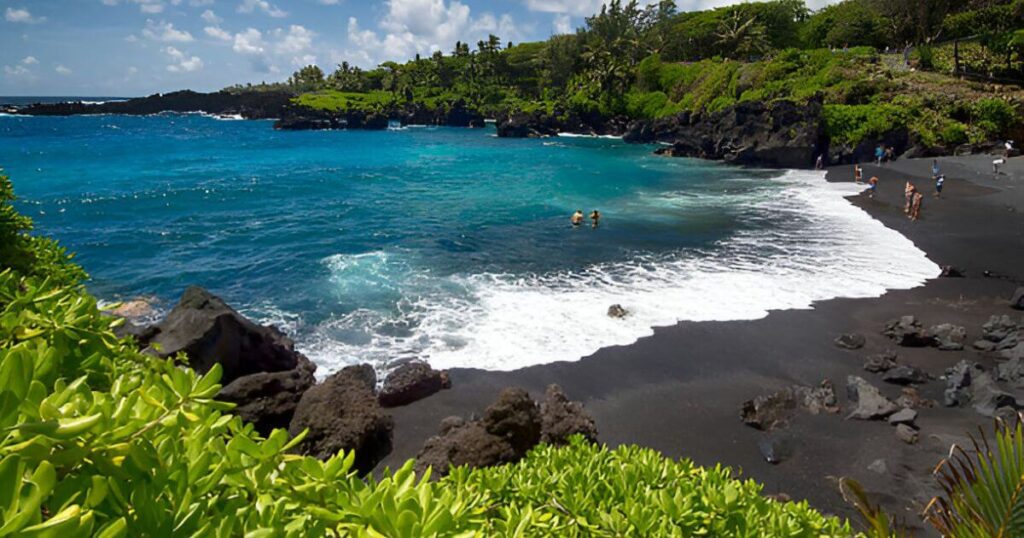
373, 154, 1024, 532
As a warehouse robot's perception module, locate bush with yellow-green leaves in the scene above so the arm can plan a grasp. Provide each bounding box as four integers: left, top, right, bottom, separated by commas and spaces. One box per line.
0, 169, 856, 536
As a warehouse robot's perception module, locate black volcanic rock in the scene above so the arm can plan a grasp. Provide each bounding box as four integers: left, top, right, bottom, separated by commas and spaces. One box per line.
288, 364, 393, 474
144, 286, 303, 385
218, 355, 317, 436
378, 361, 450, 407
624, 97, 827, 168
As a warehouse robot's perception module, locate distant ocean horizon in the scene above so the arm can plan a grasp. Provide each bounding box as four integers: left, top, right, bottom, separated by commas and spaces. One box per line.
1, 96, 133, 106
0, 113, 940, 376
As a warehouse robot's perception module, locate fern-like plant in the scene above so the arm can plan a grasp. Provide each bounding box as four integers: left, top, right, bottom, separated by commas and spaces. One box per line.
924, 416, 1024, 538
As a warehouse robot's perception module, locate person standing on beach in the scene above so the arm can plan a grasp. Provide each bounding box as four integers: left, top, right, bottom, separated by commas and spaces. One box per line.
910, 191, 924, 221
931, 160, 940, 180
854, 164, 863, 184
571, 210, 584, 227
868, 176, 878, 198
884, 147, 894, 162
590, 210, 601, 228
875, 145, 884, 165
904, 181, 915, 214
934, 174, 944, 198
815, 154, 824, 170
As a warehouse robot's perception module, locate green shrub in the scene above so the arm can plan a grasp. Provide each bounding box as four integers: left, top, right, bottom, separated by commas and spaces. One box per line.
823, 104, 911, 146
970, 98, 1019, 137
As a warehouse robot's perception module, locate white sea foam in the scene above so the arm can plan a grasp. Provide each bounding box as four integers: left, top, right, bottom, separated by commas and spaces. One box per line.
295, 170, 939, 375
557, 132, 623, 140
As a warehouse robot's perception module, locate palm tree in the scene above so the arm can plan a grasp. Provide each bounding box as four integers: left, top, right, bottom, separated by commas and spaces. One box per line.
714, 11, 770, 60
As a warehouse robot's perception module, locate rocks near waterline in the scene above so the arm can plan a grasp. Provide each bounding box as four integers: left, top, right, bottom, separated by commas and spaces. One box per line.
378, 361, 450, 408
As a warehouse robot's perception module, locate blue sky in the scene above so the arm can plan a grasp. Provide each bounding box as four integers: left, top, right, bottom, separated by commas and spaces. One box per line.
2, 0, 839, 96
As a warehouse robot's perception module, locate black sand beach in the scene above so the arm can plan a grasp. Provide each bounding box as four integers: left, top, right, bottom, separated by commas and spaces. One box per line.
377, 154, 1024, 533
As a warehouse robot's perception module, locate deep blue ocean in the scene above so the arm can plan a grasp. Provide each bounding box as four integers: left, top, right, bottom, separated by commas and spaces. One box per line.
0, 112, 938, 374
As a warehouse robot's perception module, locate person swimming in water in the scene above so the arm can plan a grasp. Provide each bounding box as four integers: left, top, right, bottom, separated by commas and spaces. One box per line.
590, 210, 601, 228
571, 210, 584, 226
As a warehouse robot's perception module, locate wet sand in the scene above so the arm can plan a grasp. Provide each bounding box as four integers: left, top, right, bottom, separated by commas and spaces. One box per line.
377, 153, 1024, 534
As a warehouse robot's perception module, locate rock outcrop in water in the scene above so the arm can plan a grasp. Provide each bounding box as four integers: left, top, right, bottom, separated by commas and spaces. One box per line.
496, 110, 630, 138
274, 99, 486, 131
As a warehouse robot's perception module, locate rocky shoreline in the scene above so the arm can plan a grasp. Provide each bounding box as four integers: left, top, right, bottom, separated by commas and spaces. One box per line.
109, 285, 598, 477
9, 90, 1011, 169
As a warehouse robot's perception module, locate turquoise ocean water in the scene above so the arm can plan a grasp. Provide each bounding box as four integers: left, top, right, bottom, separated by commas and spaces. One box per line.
0, 113, 938, 374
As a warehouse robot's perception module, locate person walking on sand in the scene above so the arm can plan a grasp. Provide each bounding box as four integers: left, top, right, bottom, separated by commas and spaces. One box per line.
910, 191, 924, 221
934, 174, 945, 198
931, 160, 940, 180
590, 210, 601, 228
815, 154, 824, 170
854, 164, 863, 184
868, 176, 878, 198
904, 181, 915, 214
571, 210, 584, 227
875, 144, 884, 165
884, 146, 894, 162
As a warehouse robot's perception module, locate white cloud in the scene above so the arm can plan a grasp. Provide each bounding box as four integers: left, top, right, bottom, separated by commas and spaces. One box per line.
55, 64, 72, 75
3, 65, 31, 78
319, 0, 341, 4
200, 9, 221, 23
553, 14, 572, 34
273, 25, 314, 54
164, 46, 204, 72
142, 19, 194, 42
233, 28, 265, 54
190, 0, 214, 5
5, 7, 46, 24
344, 0, 523, 67
21, 56, 38, 65
237, 0, 287, 18
101, 0, 167, 14
205, 26, 232, 40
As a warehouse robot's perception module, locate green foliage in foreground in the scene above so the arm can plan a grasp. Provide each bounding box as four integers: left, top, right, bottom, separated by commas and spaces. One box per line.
0, 168, 856, 536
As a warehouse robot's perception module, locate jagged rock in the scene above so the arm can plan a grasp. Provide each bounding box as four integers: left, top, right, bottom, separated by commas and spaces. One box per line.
16, 89, 293, 119
218, 355, 316, 436
416, 387, 591, 477
868, 459, 888, 474
835, 333, 866, 350
624, 98, 827, 168
895, 387, 936, 409
540, 384, 598, 445
607, 304, 628, 319
996, 332, 1020, 351
997, 358, 1024, 387
884, 316, 934, 347
969, 371, 1019, 417
926, 324, 966, 351
846, 376, 898, 420
974, 340, 998, 352
883, 365, 929, 385
888, 408, 918, 427
939, 266, 966, 278
758, 434, 792, 465
740, 380, 839, 430
287, 364, 393, 474
1011, 287, 1024, 310
1002, 343, 1024, 361
895, 424, 919, 444
863, 351, 898, 373
144, 286, 304, 385
944, 360, 977, 407
982, 315, 1019, 343
378, 361, 450, 407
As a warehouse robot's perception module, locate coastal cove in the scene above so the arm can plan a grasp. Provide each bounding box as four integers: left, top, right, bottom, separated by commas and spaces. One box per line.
1, 114, 939, 377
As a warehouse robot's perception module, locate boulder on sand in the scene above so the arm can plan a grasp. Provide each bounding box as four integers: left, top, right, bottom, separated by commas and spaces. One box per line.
846, 376, 898, 420
288, 364, 394, 474
882, 364, 928, 386
888, 408, 918, 427
926, 323, 966, 351
540, 384, 598, 445
415, 386, 594, 477
144, 286, 302, 385
883, 316, 934, 347
378, 361, 450, 407
863, 350, 898, 373
1011, 287, 1024, 310
944, 360, 977, 407
895, 424, 919, 444
834, 333, 866, 350
969, 370, 1020, 417
981, 315, 1019, 343
740, 380, 839, 430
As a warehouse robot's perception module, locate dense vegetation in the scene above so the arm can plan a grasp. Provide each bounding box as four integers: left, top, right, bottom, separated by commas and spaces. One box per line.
0, 168, 856, 535
244, 0, 1023, 151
